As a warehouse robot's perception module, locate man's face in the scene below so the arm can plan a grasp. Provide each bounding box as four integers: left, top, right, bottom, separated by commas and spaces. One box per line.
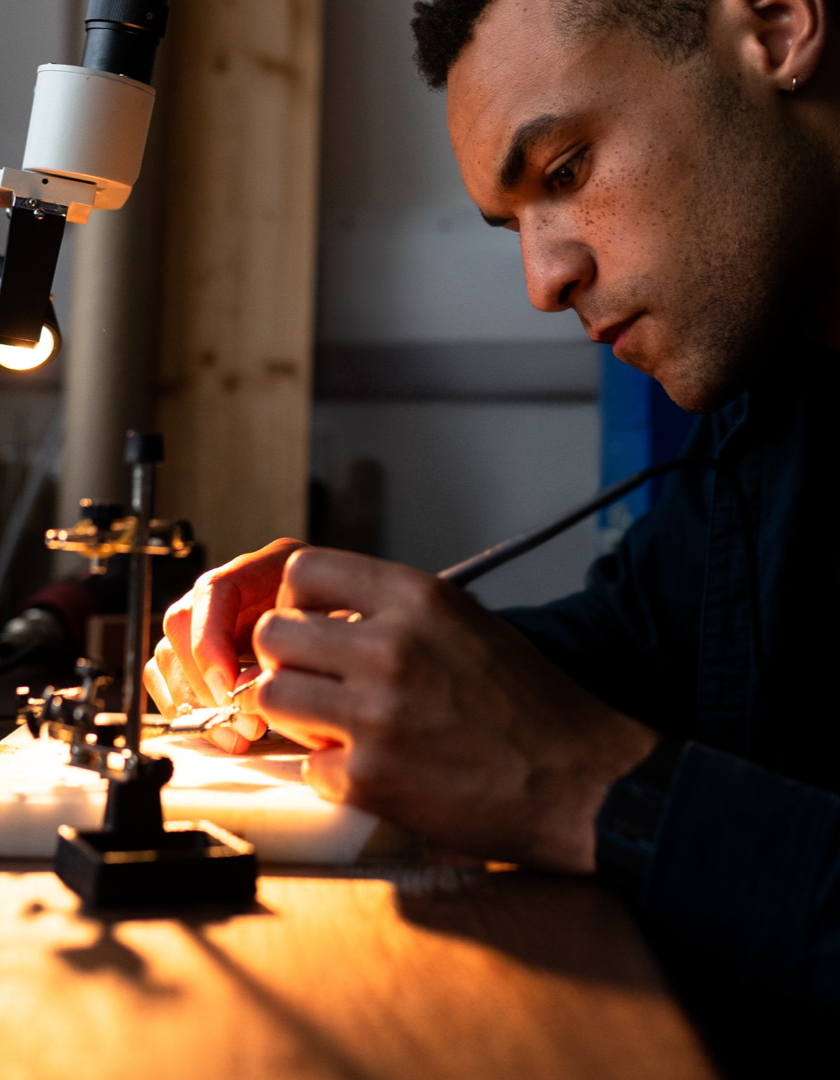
447, 0, 830, 411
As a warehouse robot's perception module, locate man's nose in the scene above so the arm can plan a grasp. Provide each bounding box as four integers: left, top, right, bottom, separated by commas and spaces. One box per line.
520, 226, 594, 313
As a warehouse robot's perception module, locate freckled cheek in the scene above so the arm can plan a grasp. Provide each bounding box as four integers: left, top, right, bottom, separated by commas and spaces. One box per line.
570, 189, 642, 263
620, 151, 695, 231
580, 172, 688, 271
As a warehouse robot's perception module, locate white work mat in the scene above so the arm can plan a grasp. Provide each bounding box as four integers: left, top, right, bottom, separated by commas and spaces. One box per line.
0, 725, 378, 862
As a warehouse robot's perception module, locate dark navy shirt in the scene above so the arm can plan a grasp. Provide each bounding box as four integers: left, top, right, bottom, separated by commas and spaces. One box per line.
502, 341, 840, 1010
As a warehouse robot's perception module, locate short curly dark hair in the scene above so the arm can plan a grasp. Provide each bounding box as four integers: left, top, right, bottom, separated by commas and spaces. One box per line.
411, 0, 825, 89
412, 0, 495, 89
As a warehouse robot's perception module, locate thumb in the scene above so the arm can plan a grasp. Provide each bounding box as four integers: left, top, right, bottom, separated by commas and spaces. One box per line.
302, 745, 352, 803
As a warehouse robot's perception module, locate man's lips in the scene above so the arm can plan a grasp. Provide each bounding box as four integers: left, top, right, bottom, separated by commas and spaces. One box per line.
591, 314, 642, 348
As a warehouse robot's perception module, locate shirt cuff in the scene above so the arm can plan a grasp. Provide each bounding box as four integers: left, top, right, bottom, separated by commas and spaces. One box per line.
596, 737, 687, 904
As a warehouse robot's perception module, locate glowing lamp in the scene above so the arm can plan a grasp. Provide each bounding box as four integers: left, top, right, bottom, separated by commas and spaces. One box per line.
0, 297, 61, 371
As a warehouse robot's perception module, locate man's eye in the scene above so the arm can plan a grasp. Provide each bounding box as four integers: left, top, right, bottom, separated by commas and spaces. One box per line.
546, 153, 583, 191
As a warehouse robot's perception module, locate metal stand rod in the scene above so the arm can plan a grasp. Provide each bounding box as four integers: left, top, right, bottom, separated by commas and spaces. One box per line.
124, 550, 151, 753
123, 458, 155, 755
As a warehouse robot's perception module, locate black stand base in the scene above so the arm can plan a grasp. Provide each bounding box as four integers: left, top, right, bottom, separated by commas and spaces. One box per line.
55, 820, 258, 908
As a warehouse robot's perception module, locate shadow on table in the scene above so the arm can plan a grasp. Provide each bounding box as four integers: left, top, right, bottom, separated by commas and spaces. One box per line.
56, 920, 185, 998
34, 894, 382, 1080
395, 868, 665, 992
393, 869, 840, 1080
253, 862, 663, 992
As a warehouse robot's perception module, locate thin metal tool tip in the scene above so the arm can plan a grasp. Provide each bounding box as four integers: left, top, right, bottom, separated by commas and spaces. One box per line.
227, 675, 262, 701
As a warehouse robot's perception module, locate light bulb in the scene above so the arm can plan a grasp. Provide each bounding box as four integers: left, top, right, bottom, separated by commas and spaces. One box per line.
0, 324, 57, 371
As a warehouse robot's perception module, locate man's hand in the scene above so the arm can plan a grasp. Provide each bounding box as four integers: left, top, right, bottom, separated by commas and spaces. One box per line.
144, 537, 306, 753
233, 547, 660, 873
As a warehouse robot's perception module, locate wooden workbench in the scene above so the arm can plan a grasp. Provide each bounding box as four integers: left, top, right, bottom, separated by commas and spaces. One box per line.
0, 861, 719, 1080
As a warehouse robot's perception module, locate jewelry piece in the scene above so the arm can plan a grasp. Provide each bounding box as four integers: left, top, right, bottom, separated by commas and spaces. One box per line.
168, 673, 267, 733
169, 703, 240, 734
791, 75, 798, 93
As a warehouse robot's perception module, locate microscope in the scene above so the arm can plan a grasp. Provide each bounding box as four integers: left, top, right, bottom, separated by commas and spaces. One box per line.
0, 0, 168, 352
3, 3, 257, 905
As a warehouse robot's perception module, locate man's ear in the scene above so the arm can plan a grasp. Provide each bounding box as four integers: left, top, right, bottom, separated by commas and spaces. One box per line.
715, 0, 828, 90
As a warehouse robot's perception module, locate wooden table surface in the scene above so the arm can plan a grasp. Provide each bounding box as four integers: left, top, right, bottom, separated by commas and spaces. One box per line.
0, 861, 719, 1080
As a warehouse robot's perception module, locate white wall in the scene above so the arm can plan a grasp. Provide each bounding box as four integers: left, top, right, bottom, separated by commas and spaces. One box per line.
318, 0, 588, 350
315, 0, 601, 606
0, 2, 68, 166
313, 401, 599, 608
320, 196, 592, 348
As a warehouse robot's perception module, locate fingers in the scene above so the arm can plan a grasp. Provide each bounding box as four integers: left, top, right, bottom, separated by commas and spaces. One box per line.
145, 640, 204, 719
156, 538, 306, 710
162, 593, 218, 707
145, 643, 252, 754
231, 713, 267, 741
144, 656, 176, 719
155, 548, 446, 763
146, 643, 267, 754
240, 557, 451, 752
201, 665, 268, 752
302, 745, 351, 802
278, 548, 432, 620
199, 706, 267, 753
234, 666, 349, 750
228, 665, 267, 742
190, 539, 308, 701
252, 607, 366, 677
204, 725, 260, 755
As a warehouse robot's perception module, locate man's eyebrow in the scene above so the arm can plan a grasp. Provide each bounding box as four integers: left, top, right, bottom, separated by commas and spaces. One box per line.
498, 112, 574, 192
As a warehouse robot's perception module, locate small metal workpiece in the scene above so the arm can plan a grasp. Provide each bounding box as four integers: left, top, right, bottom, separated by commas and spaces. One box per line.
169, 703, 240, 735
167, 675, 263, 734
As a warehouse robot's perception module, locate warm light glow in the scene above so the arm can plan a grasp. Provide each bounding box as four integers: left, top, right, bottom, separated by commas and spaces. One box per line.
0, 324, 57, 371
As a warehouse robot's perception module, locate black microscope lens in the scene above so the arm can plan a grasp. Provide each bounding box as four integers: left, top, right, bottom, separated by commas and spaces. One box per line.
81, 0, 169, 85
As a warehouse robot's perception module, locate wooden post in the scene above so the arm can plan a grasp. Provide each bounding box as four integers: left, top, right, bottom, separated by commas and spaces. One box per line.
155, 0, 323, 568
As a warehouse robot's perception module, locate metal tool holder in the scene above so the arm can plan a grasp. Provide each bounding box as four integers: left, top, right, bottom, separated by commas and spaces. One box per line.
18, 431, 256, 907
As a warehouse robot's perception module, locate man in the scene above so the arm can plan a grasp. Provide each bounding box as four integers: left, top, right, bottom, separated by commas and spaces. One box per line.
146, 0, 840, 1038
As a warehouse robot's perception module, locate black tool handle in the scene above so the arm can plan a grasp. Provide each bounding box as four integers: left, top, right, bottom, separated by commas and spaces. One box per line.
438, 457, 720, 587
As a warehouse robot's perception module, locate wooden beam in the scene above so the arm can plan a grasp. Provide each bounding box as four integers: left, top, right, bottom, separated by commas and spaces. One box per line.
155, 0, 323, 568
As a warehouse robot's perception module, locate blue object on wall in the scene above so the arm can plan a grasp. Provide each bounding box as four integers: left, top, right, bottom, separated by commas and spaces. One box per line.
599, 344, 696, 544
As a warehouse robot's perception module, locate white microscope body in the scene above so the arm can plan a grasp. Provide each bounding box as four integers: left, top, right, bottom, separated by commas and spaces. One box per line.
0, 63, 156, 223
